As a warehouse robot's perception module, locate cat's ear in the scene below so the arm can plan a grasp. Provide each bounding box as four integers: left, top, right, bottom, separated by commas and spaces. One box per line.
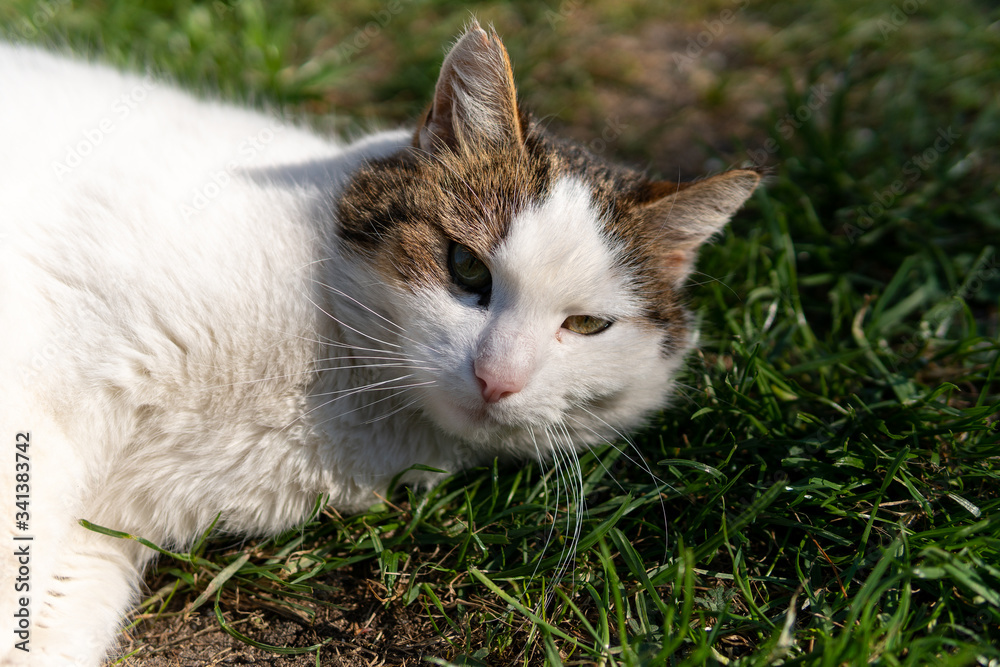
416, 20, 525, 154
639, 169, 760, 284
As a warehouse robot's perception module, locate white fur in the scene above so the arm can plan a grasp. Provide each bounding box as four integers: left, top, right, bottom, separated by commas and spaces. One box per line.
0, 44, 685, 665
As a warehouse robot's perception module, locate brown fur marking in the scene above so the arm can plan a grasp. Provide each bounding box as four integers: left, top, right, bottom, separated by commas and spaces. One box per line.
336, 22, 758, 355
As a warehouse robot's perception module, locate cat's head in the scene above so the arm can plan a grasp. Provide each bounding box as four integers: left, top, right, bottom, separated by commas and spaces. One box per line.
336, 21, 758, 455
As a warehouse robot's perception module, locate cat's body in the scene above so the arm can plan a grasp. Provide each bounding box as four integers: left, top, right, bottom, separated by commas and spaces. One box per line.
1, 23, 757, 665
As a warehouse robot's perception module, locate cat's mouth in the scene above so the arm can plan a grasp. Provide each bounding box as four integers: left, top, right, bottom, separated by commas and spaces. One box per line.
418, 385, 521, 437
433, 394, 560, 442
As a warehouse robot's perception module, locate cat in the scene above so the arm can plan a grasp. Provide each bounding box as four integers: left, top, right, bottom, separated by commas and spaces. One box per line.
0, 20, 758, 665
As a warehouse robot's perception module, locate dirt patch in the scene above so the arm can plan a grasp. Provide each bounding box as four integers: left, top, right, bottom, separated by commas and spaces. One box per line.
118, 566, 455, 666
518, 11, 784, 177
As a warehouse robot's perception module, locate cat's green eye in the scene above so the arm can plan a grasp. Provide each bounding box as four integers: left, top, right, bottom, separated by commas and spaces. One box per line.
449, 243, 492, 293
562, 315, 613, 335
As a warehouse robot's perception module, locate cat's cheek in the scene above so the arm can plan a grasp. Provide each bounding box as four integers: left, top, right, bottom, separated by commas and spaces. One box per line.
560, 327, 678, 420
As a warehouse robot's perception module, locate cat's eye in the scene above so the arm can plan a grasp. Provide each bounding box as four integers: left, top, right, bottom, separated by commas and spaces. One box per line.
448, 243, 492, 294
562, 315, 613, 335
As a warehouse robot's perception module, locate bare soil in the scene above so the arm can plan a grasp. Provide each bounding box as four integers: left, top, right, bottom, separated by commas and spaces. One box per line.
119, 565, 456, 666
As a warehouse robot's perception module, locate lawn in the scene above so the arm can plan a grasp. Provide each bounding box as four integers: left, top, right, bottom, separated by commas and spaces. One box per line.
4, 0, 999, 664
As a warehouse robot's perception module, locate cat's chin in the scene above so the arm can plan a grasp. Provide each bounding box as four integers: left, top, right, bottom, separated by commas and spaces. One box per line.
422, 393, 548, 444
427, 398, 502, 442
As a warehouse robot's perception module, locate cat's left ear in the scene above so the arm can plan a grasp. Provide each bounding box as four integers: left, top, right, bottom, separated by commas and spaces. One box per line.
416, 20, 525, 154
638, 169, 760, 284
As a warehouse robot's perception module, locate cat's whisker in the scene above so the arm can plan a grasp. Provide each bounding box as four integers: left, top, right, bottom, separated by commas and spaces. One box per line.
206, 370, 315, 390
568, 408, 675, 494
536, 425, 585, 608
360, 397, 423, 425
312, 280, 411, 337
267, 328, 439, 436
313, 363, 435, 374
311, 353, 431, 365
206, 358, 414, 389
524, 424, 556, 591
204, 354, 436, 390
276, 374, 432, 437
310, 353, 435, 368
319, 284, 429, 353
526, 424, 572, 594
569, 409, 643, 470
309, 360, 419, 370
548, 428, 582, 575
315, 341, 439, 370
248, 325, 422, 372
534, 426, 563, 577
532, 448, 575, 612
256, 324, 341, 349
310, 381, 435, 429
684, 270, 737, 297
573, 408, 634, 447
262, 293, 440, 376
311, 339, 396, 354
568, 409, 673, 560
300, 290, 403, 350
310, 374, 420, 399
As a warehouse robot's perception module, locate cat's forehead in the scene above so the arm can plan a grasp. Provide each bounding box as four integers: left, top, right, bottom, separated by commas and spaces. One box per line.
337, 128, 694, 343
488, 176, 643, 317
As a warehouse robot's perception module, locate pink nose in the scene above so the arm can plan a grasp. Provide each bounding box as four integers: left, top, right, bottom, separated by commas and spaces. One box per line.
474, 367, 525, 403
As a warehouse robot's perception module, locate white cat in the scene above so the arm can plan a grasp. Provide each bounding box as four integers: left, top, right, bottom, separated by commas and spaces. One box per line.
0, 21, 757, 665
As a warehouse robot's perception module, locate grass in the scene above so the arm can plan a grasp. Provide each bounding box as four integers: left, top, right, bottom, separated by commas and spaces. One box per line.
5, 0, 999, 664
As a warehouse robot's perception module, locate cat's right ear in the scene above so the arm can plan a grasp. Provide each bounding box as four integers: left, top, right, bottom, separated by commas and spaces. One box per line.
415, 20, 526, 154
639, 169, 760, 285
